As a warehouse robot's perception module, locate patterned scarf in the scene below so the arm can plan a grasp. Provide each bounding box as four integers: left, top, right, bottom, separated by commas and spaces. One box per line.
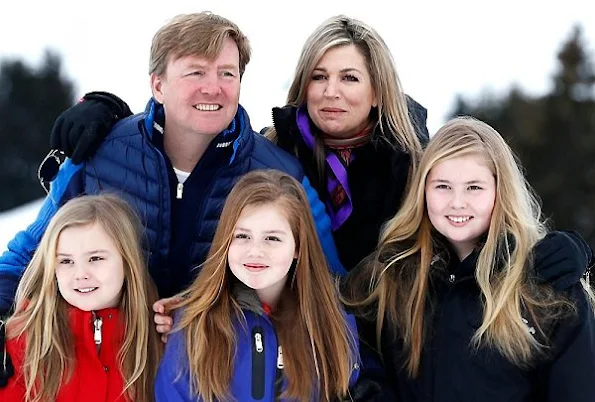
296, 106, 372, 230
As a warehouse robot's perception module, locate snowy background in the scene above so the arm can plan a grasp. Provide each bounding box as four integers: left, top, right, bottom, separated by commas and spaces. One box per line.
0, 0, 593, 249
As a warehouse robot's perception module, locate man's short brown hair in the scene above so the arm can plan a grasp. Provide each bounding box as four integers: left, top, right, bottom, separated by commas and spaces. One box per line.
149, 12, 251, 77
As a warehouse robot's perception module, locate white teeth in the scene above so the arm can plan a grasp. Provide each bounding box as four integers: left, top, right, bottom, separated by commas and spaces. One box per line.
448, 216, 471, 223
194, 104, 221, 111
76, 287, 98, 293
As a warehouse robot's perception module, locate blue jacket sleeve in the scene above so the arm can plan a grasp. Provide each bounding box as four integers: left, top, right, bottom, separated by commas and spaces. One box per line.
155, 327, 193, 401
540, 283, 595, 401
301, 176, 346, 276
0, 160, 83, 314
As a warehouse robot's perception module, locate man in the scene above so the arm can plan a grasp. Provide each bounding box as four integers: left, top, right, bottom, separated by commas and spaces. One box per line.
0, 12, 343, 316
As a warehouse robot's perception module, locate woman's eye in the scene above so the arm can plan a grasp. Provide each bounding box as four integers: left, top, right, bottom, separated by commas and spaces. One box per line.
234, 233, 249, 239
436, 184, 450, 190
89, 256, 104, 262
343, 74, 359, 82
311, 74, 326, 81
59, 258, 73, 265
265, 236, 281, 242
468, 185, 483, 191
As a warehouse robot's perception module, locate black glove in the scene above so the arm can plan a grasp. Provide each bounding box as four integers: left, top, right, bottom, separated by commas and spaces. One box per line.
0, 319, 14, 388
533, 230, 593, 291
342, 374, 397, 402
50, 91, 133, 164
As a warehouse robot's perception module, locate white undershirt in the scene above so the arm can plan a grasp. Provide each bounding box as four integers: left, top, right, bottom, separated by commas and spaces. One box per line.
173, 167, 191, 184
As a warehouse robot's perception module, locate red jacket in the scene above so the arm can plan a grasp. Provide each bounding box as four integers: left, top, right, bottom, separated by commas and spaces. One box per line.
1, 307, 127, 402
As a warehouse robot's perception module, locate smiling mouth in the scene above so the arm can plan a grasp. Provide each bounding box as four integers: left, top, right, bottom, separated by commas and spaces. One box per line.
194, 104, 222, 111
75, 287, 98, 293
447, 216, 472, 223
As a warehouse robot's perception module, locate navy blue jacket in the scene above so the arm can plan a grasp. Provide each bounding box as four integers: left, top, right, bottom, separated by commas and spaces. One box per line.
154, 286, 361, 401
0, 100, 344, 312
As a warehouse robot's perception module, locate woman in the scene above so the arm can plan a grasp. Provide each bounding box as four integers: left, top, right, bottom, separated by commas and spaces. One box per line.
264, 15, 428, 270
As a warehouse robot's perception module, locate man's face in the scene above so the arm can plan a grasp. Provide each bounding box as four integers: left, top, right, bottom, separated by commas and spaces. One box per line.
151, 38, 241, 138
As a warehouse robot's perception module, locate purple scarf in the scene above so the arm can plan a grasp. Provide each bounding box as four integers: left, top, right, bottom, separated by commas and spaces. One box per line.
296, 107, 352, 230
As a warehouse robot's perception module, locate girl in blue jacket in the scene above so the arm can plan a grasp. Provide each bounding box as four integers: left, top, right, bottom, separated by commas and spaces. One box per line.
345, 117, 595, 402
154, 170, 361, 402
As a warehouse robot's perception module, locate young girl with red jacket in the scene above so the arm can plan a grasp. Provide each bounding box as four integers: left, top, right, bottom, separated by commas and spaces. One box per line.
0, 194, 160, 402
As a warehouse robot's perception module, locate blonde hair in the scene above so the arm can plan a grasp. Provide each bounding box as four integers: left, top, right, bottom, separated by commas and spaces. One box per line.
347, 116, 581, 376
7, 194, 161, 402
149, 12, 251, 77
265, 15, 423, 168
172, 170, 356, 402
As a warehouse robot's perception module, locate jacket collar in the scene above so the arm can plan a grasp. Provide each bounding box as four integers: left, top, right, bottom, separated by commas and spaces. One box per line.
232, 281, 267, 317
68, 306, 122, 344
142, 98, 252, 166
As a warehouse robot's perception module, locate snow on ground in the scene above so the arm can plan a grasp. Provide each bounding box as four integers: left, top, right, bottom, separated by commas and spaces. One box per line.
0, 198, 44, 251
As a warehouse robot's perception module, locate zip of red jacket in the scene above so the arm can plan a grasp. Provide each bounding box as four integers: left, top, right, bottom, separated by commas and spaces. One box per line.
0, 307, 127, 402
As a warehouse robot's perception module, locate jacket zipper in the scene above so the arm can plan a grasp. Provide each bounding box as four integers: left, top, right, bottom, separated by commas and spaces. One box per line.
274, 346, 284, 399
252, 327, 265, 399
92, 311, 103, 355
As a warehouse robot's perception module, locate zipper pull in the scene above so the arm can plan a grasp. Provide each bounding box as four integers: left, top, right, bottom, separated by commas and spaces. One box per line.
254, 332, 263, 353
93, 314, 103, 345
176, 182, 184, 199
276, 346, 284, 369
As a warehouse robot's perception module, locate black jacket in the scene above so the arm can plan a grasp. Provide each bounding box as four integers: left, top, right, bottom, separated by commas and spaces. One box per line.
361, 231, 595, 402
271, 97, 429, 271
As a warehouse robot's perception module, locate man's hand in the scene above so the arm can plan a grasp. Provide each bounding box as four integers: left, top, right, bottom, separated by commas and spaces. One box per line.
50, 91, 133, 164
533, 230, 593, 290
153, 296, 183, 343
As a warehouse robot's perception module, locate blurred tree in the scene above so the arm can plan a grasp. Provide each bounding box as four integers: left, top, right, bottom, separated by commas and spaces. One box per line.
0, 50, 75, 211
451, 25, 595, 258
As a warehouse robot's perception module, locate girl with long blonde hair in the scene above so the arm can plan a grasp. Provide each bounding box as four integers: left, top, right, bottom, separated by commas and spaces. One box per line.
345, 117, 595, 401
154, 170, 366, 402
0, 194, 161, 402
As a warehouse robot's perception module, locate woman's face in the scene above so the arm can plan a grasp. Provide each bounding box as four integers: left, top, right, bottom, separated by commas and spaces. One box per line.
306, 44, 377, 139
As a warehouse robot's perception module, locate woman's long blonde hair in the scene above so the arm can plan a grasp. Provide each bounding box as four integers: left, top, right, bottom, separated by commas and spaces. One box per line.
7, 194, 161, 402
346, 116, 584, 376
265, 15, 423, 170
173, 169, 356, 402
